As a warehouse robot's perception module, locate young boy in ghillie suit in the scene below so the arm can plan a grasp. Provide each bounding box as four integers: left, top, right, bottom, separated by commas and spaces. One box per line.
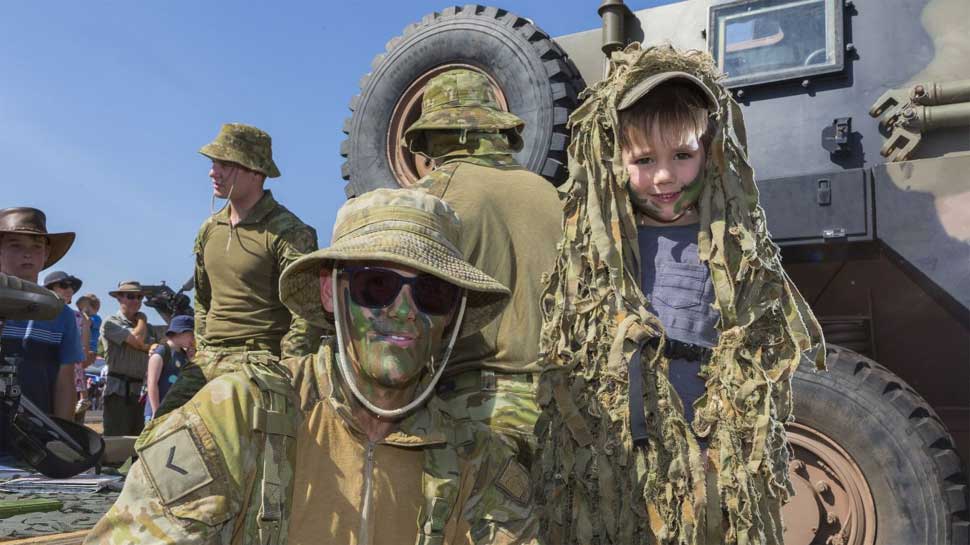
533, 44, 825, 545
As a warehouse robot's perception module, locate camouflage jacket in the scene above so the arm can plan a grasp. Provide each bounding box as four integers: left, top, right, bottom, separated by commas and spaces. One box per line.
194, 190, 321, 359
84, 341, 538, 545
415, 153, 562, 376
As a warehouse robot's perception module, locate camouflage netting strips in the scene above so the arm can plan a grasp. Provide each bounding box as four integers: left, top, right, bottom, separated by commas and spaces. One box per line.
533, 44, 825, 545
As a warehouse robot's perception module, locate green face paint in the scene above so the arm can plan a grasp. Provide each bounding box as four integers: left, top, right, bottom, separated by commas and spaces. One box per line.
671, 175, 704, 214
340, 280, 453, 400
630, 176, 704, 224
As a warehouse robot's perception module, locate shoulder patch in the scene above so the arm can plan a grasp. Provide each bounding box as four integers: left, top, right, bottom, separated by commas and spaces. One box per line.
495, 458, 531, 506
140, 427, 213, 505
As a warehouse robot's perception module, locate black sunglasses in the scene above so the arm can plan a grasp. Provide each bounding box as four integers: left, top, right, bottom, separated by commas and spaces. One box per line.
51, 281, 76, 290
341, 266, 460, 316
119, 293, 142, 301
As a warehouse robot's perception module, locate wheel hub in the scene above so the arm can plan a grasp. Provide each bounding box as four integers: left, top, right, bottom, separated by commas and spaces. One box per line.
783, 423, 876, 545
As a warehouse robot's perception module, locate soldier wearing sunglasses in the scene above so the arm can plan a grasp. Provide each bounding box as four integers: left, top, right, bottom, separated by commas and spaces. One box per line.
88, 189, 538, 545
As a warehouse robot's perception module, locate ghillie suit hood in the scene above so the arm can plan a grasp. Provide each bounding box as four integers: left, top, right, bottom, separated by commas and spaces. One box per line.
533, 43, 825, 545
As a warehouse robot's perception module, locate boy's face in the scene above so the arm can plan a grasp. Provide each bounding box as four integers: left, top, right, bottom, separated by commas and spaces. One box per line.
170, 331, 195, 351
0, 234, 49, 282
621, 124, 706, 222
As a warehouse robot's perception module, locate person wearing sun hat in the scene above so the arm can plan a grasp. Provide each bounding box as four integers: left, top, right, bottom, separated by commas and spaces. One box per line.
153, 123, 322, 421
42, 270, 83, 302
101, 280, 159, 436
0, 207, 84, 436
144, 315, 195, 422
87, 188, 539, 545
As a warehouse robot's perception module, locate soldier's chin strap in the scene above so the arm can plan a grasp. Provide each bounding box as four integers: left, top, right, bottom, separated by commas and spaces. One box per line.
209, 168, 237, 216
331, 265, 466, 419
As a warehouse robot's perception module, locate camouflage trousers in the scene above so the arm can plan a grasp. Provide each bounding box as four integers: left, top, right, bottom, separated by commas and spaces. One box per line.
153, 346, 279, 420
434, 369, 539, 464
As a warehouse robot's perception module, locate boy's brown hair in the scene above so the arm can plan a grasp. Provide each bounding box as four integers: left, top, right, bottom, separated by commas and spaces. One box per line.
76, 293, 100, 313
617, 81, 715, 152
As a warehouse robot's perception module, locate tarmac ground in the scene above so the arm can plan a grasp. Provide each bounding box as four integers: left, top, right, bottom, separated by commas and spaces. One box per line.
0, 410, 116, 543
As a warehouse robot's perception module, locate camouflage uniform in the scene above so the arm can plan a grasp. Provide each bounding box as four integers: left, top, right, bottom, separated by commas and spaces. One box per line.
88, 189, 537, 545
85, 345, 536, 545
156, 124, 320, 418
405, 70, 562, 459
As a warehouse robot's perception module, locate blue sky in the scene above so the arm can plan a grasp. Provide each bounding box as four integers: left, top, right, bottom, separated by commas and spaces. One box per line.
3, 1, 672, 322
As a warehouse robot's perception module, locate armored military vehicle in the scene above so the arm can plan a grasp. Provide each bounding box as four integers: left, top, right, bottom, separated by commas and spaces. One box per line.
341, 1, 970, 543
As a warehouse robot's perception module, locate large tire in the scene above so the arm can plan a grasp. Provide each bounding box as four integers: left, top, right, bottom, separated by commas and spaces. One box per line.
340, 5, 585, 197
786, 344, 969, 545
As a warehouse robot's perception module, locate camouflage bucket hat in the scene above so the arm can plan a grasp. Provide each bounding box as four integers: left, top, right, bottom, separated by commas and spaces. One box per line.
403, 69, 525, 151
280, 188, 509, 338
199, 123, 281, 178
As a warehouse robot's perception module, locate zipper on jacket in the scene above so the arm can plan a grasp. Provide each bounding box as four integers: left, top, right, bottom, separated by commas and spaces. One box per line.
358, 441, 377, 545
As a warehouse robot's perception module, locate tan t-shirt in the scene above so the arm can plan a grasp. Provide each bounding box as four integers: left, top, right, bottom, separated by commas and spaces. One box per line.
417, 155, 563, 375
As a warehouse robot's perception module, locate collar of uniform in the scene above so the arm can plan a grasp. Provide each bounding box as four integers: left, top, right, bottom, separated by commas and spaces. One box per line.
441, 153, 520, 169
214, 190, 278, 226
318, 348, 448, 447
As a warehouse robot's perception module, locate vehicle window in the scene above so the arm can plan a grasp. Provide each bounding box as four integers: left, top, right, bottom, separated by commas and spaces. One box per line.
709, 0, 844, 87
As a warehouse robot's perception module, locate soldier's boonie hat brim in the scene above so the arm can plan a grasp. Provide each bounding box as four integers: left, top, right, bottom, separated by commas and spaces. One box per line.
199, 123, 281, 178
280, 190, 509, 339
199, 143, 281, 179
617, 71, 718, 111
404, 106, 525, 136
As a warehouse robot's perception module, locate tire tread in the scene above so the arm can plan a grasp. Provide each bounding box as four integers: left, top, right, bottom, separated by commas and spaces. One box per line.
797, 345, 969, 541
339, 3, 585, 195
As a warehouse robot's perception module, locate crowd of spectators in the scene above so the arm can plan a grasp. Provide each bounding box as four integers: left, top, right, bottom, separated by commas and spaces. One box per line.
0, 207, 191, 451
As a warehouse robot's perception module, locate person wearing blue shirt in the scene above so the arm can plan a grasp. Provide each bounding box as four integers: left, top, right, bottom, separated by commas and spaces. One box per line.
1, 306, 84, 414
76, 293, 102, 355
0, 208, 82, 430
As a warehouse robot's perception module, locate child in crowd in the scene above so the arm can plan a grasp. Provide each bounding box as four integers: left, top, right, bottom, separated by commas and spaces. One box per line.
143, 315, 194, 422
74, 293, 101, 421
535, 45, 824, 544
76, 294, 102, 355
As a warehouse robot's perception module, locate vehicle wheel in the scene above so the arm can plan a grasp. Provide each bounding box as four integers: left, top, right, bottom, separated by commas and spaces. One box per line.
340, 4, 585, 197
784, 344, 969, 545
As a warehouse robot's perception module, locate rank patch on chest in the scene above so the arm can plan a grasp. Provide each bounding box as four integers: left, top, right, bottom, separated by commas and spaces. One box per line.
495, 459, 531, 506
140, 427, 213, 505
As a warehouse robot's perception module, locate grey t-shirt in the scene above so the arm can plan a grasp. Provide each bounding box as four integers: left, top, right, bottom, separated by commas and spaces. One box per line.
637, 223, 720, 426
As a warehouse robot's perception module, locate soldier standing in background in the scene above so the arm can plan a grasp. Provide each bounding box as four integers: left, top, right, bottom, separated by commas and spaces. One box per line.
154, 123, 320, 419
403, 70, 563, 460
